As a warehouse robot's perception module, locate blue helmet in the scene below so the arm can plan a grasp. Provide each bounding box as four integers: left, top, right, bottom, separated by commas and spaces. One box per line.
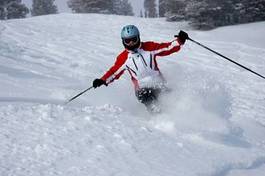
121, 25, 140, 39
121, 25, 141, 51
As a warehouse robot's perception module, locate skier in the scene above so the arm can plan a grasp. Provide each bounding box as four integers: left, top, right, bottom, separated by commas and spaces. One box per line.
92, 25, 188, 113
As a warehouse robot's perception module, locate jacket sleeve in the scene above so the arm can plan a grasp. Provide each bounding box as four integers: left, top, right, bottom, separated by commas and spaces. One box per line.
100, 50, 128, 84
142, 38, 183, 57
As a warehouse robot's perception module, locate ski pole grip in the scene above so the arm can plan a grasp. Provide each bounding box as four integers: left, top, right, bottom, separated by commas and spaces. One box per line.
174, 35, 191, 42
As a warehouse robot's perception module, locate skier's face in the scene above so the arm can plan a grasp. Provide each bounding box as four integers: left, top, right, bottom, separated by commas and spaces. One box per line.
123, 36, 139, 46
123, 36, 140, 51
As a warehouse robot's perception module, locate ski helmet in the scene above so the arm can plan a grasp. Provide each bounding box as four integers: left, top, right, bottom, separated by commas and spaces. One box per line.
121, 25, 141, 51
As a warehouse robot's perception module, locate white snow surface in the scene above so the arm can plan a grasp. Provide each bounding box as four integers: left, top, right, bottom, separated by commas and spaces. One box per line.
1, 14, 265, 176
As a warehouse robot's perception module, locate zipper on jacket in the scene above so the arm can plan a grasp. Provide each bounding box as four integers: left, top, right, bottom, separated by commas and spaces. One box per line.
132, 58, 138, 71
139, 53, 148, 67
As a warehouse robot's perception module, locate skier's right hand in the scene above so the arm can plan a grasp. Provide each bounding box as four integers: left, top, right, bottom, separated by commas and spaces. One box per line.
93, 79, 107, 88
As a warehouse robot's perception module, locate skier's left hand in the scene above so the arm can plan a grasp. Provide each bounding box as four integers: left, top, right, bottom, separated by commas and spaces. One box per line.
178, 30, 189, 44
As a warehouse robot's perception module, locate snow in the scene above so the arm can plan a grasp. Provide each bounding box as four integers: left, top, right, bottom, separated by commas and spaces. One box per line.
1, 13, 265, 176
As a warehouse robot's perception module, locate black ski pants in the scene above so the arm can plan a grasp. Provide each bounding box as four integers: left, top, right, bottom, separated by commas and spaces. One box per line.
135, 87, 161, 107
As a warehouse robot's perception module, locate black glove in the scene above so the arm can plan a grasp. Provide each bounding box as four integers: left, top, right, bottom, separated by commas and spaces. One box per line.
178, 30, 189, 44
93, 79, 107, 88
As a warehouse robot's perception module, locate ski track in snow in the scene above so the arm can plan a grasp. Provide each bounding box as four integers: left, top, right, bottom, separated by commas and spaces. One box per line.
0, 14, 265, 176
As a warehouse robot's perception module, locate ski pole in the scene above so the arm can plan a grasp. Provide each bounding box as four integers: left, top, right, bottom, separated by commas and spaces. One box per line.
65, 86, 93, 104
175, 34, 265, 80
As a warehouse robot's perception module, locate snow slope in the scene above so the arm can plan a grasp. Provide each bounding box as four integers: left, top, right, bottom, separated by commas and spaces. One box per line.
0, 14, 265, 176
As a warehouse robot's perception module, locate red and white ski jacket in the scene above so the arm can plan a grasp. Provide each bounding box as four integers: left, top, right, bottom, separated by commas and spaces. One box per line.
101, 39, 183, 91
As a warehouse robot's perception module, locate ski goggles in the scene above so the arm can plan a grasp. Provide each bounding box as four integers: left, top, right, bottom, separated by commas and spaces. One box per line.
123, 36, 139, 45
